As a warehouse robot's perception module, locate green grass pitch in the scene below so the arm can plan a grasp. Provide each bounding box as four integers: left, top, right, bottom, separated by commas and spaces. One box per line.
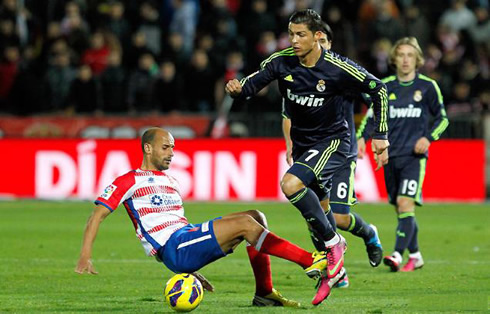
0, 201, 488, 313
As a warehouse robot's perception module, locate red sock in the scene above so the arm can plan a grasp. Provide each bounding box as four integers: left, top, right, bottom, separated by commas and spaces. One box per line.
246, 244, 273, 296
256, 230, 313, 268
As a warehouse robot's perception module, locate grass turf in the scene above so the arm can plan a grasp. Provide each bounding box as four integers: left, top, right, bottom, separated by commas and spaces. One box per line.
0, 201, 488, 313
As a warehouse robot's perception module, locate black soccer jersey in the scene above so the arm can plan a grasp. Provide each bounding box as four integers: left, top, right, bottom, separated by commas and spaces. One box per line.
357, 73, 449, 157
283, 96, 358, 158
236, 47, 388, 150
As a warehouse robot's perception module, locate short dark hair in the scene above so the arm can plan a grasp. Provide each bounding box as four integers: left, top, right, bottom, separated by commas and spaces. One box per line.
320, 22, 333, 42
141, 128, 158, 152
289, 9, 324, 33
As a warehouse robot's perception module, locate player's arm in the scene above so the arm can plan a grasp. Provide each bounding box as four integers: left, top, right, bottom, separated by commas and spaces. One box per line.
415, 78, 449, 154
75, 204, 111, 274
225, 52, 279, 99
329, 53, 389, 154
281, 100, 293, 166
356, 107, 375, 159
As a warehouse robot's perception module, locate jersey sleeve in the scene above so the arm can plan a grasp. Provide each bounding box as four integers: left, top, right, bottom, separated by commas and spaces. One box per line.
424, 79, 449, 141
326, 52, 388, 140
357, 107, 375, 141
95, 173, 135, 211
281, 98, 290, 119
235, 52, 282, 100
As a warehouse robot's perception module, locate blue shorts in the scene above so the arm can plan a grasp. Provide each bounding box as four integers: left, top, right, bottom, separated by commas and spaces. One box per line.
330, 156, 358, 214
289, 137, 350, 201
159, 218, 226, 273
384, 155, 427, 206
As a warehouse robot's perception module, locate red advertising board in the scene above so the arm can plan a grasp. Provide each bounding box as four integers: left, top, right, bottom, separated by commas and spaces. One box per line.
0, 139, 484, 202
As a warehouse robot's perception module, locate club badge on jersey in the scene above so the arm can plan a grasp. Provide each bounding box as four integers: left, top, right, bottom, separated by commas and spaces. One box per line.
316, 80, 326, 92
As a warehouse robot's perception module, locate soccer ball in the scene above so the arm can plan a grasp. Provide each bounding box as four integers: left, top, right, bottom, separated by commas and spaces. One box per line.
164, 273, 204, 312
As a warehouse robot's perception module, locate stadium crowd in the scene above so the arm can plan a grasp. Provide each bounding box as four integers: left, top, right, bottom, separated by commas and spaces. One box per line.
0, 0, 488, 118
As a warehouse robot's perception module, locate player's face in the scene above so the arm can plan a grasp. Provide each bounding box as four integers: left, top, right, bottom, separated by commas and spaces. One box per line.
318, 33, 331, 50
394, 44, 417, 76
288, 22, 321, 57
150, 132, 175, 171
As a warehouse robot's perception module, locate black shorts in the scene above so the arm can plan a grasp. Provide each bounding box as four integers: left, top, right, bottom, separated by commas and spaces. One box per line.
384, 155, 427, 206
288, 137, 350, 201
330, 156, 358, 214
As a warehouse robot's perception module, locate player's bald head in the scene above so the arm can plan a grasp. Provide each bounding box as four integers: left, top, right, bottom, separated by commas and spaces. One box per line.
141, 127, 172, 152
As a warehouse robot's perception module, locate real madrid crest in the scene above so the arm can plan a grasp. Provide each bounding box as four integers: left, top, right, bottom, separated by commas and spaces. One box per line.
413, 90, 422, 102
316, 79, 325, 92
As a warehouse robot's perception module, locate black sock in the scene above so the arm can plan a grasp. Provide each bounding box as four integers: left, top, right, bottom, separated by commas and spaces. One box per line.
407, 219, 419, 253
308, 226, 327, 251
325, 208, 337, 231
395, 214, 415, 255
287, 188, 336, 241
344, 213, 374, 242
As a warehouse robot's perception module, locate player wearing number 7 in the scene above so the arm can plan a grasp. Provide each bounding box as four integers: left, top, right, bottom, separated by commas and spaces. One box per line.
226, 9, 389, 305
357, 37, 449, 272
283, 22, 386, 290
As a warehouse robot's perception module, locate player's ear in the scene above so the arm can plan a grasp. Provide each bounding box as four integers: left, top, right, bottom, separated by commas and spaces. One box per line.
144, 142, 152, 154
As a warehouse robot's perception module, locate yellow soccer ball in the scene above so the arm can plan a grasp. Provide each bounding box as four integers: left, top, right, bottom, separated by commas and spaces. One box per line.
164, 273, 204, 312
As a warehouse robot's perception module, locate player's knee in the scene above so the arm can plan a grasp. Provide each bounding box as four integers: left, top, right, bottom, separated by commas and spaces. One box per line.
245, 210, 268, 228
233, 214, 260, 233
396, 197, 415, 212
334, 213, 350, 229
280, 174, 304, 196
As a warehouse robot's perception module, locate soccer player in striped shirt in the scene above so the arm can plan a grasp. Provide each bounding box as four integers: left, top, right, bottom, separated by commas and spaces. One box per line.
357, 37, 449, 272
75, 127, 330, 308
226, 9, 389, 304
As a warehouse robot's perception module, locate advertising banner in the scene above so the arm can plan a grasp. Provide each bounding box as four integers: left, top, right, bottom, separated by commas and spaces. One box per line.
0, 139, 484, 202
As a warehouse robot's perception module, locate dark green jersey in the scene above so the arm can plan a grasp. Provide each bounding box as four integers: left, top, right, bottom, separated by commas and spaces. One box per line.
358, 73, 449, 157
235, 47, 388, 150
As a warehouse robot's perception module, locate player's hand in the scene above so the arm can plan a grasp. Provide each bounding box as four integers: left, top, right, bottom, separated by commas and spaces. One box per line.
372, 139, 389, 155
192, 272, 215, 292
357, 138, 366, 159
414, 137, 430, 154
286, 148, 293, 166
75, 258, 98, 275
225, 79, 242, 97
373, 148, 389, 171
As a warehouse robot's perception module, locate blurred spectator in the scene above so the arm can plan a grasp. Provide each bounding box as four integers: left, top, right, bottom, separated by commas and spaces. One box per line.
127, 53, 158, 112
368, 38, 392, 78
45, 50, 76, 111
124, 31, 151, 70
100, 51, 126, 112
0, 19, 19, 50
0, 45, 19, 111
0, 0, 485, 124
446, 81, 477, 116
68, 64, 100, 114
8, 46, 48, 115
185, 49, 218, 112
81, 31, 110, 76
169, 0, 198, 56
161, 32, 189, 71
322, 5, 355, 58
105, 1, 130, 44
138, 1, 161, 56
468, 6, 490, 48
153, 60, 182, 112
439, 0, 477, 32
238, 0, 276, 52
403, 5, 430, 50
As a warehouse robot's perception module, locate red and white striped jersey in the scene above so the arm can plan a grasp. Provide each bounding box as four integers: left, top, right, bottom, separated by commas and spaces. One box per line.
95, 168, 188, 256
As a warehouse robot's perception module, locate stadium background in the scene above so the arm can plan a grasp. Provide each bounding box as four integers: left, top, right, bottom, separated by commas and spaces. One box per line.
0, 1, 488, 312
0, 0, 487, 200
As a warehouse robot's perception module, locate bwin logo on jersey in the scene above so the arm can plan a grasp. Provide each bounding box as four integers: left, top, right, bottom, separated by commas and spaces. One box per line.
390, 104, 422, 118
287, 89, 324, 107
